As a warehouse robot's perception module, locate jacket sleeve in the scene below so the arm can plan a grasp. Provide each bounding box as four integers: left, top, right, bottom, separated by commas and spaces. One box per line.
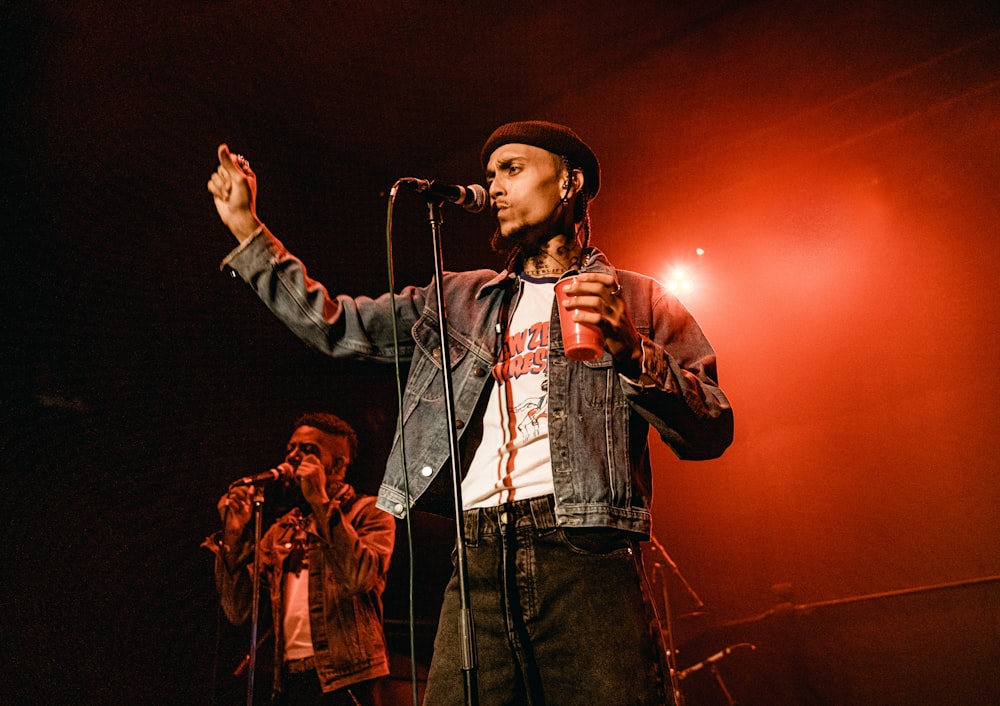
202, 532, 254, 625
619, 276, 734, 460
316, 497, 396, 597
222, 227, 427, 362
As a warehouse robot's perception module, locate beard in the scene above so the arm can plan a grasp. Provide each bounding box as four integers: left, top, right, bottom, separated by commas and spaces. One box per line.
490, 222, 531, 259
489, 212, 561, 261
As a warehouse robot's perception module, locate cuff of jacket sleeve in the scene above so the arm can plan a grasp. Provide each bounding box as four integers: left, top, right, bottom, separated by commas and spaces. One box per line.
619, 337, 670, 390
219, 223, 268, 271
201, 531, 251, 574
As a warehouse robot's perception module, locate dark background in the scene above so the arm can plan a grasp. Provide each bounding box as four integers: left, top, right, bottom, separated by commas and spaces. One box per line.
3, 1, 999, 704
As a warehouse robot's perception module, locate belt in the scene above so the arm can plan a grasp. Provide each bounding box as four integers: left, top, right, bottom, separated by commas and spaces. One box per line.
284, 656, 315, 674
463, 494, 558, 542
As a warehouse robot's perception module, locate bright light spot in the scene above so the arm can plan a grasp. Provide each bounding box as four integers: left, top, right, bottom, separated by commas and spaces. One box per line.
695, 247, 705, 256
666, 267, 693, 294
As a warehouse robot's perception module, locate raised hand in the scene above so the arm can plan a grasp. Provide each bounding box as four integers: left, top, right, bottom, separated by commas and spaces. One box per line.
207, 143, 262, 241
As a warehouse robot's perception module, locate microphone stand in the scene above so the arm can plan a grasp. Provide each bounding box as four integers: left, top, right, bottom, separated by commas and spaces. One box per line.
646, 534, 709, 706
647, 533, 707, 618
245, 483, 267, 706
423, 199, 479, 706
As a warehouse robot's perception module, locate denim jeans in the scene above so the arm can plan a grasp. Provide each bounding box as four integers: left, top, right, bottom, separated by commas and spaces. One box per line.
272, 672, 382, 706
423, 495, 670, 706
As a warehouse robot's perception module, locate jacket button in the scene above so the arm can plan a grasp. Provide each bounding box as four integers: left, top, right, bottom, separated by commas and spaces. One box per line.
432, 347, 442, 359
473, 367, 486, 377
455, 419, 465, 429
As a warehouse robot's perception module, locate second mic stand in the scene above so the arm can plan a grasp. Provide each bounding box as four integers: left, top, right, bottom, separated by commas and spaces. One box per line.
245, 483, 267, 706
424, 199, 479, 706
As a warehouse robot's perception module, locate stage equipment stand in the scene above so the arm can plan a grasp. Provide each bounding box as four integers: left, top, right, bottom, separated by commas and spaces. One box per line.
647, 533, 708, 622
242, 482, 267, 706
646, 534, 703, 706
423, 198, 479, 706
646, 535, 757, 705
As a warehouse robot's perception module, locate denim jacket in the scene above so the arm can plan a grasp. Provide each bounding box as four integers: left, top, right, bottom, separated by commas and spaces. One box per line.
224, 228, 733, 536
204, 484, 395, 695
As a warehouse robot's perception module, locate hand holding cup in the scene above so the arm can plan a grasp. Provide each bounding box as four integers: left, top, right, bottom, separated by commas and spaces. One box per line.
554, 275, 605, 361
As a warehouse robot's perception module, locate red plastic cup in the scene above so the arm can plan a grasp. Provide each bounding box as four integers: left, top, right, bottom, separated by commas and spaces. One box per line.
554, 276, 605, 361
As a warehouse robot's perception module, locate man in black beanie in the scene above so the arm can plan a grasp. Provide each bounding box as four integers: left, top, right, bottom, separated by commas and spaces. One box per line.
208, 121, 733, 705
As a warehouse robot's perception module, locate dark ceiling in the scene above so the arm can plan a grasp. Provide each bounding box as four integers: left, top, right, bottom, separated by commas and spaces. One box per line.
4, 1, 1000, 704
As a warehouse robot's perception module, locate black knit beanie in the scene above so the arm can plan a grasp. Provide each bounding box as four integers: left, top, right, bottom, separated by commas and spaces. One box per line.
480, 120, 600, 197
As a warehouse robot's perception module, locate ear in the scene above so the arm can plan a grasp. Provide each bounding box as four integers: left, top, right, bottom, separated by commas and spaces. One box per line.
567, 168, 585, 199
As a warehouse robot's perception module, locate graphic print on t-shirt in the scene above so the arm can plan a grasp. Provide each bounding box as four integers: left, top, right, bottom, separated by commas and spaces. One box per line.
492, 320, 549, 382
464, 276, 557, 508
493, 319, 549, 444
514, 388, 547, 441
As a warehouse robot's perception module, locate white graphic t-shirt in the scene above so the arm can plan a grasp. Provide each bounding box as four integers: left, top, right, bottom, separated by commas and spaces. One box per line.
463, 274, 556, 508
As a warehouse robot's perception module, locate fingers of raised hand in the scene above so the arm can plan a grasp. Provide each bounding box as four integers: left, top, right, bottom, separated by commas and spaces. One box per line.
295, 454, 323, 478
209, 144, 253, 200
208, 169, 232, 200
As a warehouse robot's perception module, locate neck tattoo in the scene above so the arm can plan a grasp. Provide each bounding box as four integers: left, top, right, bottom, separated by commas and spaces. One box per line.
523, 245, 582, 278
525, 265, 568, 277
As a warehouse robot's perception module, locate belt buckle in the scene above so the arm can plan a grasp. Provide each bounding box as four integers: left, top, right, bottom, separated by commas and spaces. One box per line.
285, 656, 315, 674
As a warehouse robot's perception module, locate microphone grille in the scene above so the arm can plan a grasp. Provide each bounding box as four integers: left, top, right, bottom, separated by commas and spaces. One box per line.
467, 183, 488, 213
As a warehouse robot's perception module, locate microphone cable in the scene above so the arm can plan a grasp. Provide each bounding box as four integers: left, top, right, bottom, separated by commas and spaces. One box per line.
384, 180, 419, 706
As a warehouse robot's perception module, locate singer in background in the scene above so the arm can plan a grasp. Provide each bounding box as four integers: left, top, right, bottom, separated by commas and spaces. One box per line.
207, 122, 733, 705
203, 412, 396, 705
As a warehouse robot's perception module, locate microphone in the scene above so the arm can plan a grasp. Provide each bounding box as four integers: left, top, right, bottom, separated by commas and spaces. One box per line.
229, 463, 293, 488
400, 177, 488, 213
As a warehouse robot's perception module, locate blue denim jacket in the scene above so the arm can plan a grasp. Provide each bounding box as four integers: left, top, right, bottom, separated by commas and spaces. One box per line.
224, 229, 733, 536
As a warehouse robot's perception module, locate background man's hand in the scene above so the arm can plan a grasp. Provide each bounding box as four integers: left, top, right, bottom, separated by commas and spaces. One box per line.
295, 453, 331, 510
217, 485, 253, 545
